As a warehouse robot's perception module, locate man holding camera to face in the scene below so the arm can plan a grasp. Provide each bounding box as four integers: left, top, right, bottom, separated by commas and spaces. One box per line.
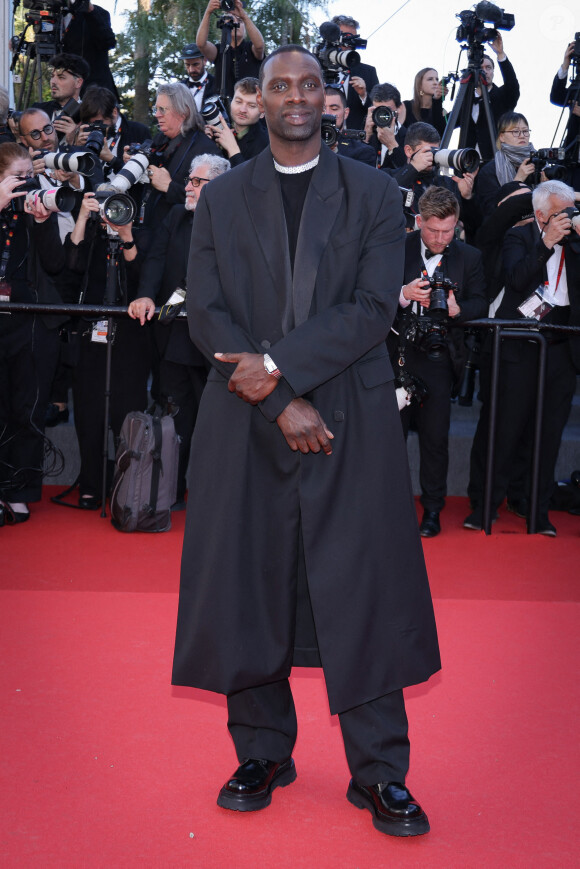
389, 186, 487, 538
204, 77, 269, 166
196, 0, 265, 100
550, 38, 580, 192
323, 86, 375, 166
364, 83, 407, 171
331, 14, 378, 130
32, 53, 89, 147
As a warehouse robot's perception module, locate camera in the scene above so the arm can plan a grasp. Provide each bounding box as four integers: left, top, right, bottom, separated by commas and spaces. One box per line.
104, 140, 164, 193
395, 370, 429, 407
400, 312, 449, 360
54, 97, 82, 125
321, 114, 339, 147
372, 106, 397, 129
201, 97, 230, 131
456, 2, 514, 47
8, 176, 40, 213
219, 0, 235, 10
314, 22, 360, 84
559, 206, 580, 243
83, 120, 113, 139
93, 187, 136, 226
339, 32, 367, 50
529, 148, 570, 183
38, 147, 98, 177
433, 147, 480, 177
24, 185, 78, 213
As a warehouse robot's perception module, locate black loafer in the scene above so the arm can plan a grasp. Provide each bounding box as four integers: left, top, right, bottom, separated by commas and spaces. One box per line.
217, 757, 296, 812
347, 779, 430, 837
419, 509, 440, 538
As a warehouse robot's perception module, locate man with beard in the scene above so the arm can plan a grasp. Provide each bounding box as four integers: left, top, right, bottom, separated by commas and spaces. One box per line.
171, 45, 440, 838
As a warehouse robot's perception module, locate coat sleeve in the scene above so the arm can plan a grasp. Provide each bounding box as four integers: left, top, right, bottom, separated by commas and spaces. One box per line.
494, 57, 520, 115
265, 176, 406, 397
454, 247, 488, 322
502, 227, 552, 296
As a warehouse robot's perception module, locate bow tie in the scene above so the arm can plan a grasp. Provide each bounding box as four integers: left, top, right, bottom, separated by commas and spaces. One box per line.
424, 247, 448, 259
190, 80, 205, 90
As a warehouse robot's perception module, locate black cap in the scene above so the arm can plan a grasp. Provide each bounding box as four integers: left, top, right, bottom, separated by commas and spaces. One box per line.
181, 44, 204, 60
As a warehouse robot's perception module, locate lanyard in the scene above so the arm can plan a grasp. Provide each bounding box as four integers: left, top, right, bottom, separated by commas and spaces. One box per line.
0, 212, 18, 280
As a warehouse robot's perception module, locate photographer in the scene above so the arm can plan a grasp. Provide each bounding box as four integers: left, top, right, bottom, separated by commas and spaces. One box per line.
0, 143, 67, 524
364, 83, 407, 171
550, 39, 580, 191
475, 112, 536, 215
74, 86, 150, 179
61, 2, 118, 97
196, 0, 264, 100
18, 109, 84, 208
456, 33, 520, 161
331, 15, 378, 130
0, 88, 15, 145
324, 86, 375, 166
180, 44, 216, 110
137, 83, 219, 231
64, 191, 151, 509
389, 186, 487, 538
465, 179, 580, 536
128, 153, 231, 507
32, 53, 89, 146
390, 122, 481, 238
204, 77, 268, 166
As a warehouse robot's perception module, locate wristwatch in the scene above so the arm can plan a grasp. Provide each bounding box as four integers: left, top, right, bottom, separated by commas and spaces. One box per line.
263, 353, 281, 380
120, 240, 135, 250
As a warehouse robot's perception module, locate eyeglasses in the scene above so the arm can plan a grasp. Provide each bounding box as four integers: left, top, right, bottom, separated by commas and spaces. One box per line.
503, 128, 531, 137
25, 123, 55, 140
185, 175, 210, 187
154, 105, 171, 116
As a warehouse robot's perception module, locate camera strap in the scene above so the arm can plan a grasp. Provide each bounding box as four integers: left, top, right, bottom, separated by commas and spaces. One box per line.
0, 212, 18, 281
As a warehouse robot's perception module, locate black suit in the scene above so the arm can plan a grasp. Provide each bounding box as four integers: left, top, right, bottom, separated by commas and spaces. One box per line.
229, 122, 270, 167
458, 58, 520, 160
138, 205, 208, 501
550, 72, 580, 190
172, 145, 440, 782
63, 5, 119, 98
106, 115, 151, 178
343, 62, 378, 130
467, 221, 580, 520
389, 232, 487, 513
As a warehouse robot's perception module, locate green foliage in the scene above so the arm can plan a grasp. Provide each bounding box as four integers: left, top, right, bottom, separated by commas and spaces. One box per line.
110, 0, 326, 110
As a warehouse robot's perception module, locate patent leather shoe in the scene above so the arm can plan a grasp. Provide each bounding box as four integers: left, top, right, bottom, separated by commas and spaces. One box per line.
347, 779, 430, 837
217, 757, 296, 812
419, 509, 440, 538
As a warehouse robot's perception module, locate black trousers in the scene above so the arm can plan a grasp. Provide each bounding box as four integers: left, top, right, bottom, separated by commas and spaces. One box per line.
399, 345, 454, 513
0, 316, 59, 503
226, 681, 410, 786
468, 340, 576, 517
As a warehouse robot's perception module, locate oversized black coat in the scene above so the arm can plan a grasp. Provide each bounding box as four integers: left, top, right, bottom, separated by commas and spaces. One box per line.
171, 145, 441, 714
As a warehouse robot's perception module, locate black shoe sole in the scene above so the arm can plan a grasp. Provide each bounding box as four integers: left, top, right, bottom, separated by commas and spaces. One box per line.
216, 762, 297, 812
346, 783, 430, 837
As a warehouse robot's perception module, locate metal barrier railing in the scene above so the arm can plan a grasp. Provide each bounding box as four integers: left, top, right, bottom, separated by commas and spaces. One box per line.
1, 304, 579, 535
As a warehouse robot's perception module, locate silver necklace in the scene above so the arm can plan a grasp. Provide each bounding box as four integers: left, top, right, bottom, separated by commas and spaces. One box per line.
273, 154, 320, 175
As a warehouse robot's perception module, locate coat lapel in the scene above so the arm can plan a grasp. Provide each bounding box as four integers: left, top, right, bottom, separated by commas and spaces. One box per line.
292, 146, 343, 326
245, 148, 294, 334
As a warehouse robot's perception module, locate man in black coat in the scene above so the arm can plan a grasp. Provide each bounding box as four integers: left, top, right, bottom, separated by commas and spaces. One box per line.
203, 77, 269, 167
32, 53, 88, 145
324, 85, 376, 167
331, 15, 378, 130
390, 122, 482, 240
62, 2, 118, 98
389, 186, 487, 538
171, 45, 440, 838
128, 153, 231, 506
465, 179, 580, 536
179, 43, 216, 112
364, 83, 407, 172
549, 40, 580, 191
196, 0, 264, 100
456, 33, 520, 160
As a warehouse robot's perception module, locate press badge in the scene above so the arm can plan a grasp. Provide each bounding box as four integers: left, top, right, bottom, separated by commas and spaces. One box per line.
91, 319, 109, 343
0, 279, 11, 312
517, 285, 554, 321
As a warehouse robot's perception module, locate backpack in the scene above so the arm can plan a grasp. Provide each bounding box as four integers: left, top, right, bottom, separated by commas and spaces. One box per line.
110, 410, 180, 532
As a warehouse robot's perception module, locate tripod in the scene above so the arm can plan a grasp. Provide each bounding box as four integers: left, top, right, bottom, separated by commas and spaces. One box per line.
11, 1, 64, 110
215, 14, 241, 113
440, 43, 497, 153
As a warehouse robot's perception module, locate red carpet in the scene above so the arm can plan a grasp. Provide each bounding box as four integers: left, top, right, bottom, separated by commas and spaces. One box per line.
1, 489, 579, 867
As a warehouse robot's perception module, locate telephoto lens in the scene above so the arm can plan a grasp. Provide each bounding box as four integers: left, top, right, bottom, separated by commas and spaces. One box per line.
201, 99, 224, 130
93, 189, 136, 226
25, 186, 78, 213
372, 106, 396, 128
43, 150, 98, 177
433, 148, 480, 177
